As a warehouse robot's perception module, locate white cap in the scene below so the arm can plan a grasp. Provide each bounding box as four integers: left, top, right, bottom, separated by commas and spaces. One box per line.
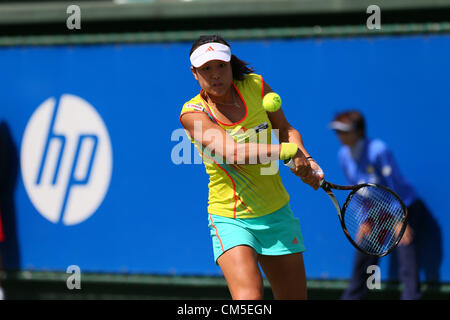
190, 42, 231, 68
329, 121, 354, 132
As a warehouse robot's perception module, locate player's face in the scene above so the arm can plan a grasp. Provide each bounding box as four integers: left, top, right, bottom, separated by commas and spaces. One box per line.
191, 60, 233, 98
336, 130, 361, 146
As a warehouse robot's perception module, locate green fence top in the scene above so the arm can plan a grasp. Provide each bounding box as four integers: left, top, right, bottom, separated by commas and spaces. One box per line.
1, 0, 450, 25
0, 22, 449, 46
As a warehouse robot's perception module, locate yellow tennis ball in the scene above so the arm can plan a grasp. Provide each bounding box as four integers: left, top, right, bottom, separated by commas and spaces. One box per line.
262, 92, 282, 112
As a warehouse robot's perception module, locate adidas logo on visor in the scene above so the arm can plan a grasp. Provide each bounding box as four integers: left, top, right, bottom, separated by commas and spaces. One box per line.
190, 42, 231, 68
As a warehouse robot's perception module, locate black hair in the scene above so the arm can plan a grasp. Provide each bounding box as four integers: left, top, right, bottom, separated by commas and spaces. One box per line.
189, 35, 254, 81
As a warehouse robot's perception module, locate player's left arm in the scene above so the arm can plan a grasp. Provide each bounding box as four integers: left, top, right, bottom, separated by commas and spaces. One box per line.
263, 82, 308, 156
263, 81, 323, 188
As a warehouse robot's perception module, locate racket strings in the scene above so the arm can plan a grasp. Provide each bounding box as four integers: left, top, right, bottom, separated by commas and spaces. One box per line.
343, 186, 406, 255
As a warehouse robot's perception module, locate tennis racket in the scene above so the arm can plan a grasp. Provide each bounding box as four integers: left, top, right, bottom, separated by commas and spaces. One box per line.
284, 159, 408, 257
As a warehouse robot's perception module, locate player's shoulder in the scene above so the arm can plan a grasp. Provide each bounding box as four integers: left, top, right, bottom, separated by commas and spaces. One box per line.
180, 94, 206, 115
234, 73, 263, 98
244, 73, 262, 82
237, 73, 263, 87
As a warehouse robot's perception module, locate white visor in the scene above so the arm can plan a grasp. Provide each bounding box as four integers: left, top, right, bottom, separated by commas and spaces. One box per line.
190, 42, 231, 68
329, 121, 354, 132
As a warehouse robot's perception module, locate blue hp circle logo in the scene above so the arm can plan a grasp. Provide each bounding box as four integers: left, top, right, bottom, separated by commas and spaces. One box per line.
21, 94, 113, 225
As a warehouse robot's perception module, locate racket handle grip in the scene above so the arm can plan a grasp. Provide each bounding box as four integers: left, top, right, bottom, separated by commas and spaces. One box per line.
283, 159, 325, 187
283, 159, 296, 169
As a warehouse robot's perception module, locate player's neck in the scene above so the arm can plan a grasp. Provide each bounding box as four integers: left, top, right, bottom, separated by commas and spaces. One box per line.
205, 87, 238, 107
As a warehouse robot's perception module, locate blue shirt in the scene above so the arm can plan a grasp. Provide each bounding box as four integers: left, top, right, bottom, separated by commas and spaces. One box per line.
338, 138, 417, 207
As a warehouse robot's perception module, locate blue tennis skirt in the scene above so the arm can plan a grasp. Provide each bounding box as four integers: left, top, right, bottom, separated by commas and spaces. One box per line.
208, 202, 306, 265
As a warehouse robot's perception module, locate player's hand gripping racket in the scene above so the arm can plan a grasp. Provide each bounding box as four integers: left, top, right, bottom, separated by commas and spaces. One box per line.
285, 159, 408, 257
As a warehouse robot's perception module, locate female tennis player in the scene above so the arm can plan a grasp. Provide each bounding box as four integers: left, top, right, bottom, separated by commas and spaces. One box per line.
179, 35, 323, 300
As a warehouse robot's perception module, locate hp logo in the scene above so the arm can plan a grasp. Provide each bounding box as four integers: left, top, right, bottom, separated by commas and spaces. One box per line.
21, 94, 113, 226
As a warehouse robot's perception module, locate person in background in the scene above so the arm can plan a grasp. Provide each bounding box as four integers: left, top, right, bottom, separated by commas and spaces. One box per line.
330, 110, 430, 300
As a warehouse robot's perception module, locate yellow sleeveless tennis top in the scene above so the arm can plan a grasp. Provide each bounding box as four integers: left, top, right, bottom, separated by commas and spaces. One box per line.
180, 73, 290, 219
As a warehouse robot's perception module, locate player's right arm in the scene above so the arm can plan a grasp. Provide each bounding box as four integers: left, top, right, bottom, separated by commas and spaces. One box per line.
180, 112, 285, 164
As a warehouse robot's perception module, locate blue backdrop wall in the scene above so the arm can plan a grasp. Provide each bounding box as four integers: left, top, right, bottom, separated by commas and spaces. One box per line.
0, 35, 448, 282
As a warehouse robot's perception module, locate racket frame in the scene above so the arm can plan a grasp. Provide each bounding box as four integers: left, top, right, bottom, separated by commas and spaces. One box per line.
284, 159, 408, 257
324, 181, 409, 257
